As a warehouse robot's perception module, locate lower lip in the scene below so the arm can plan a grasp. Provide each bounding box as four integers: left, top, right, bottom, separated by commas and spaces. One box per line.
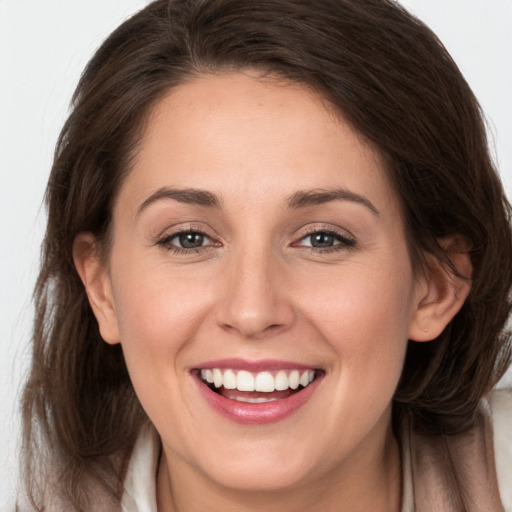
194, 374, 323, 424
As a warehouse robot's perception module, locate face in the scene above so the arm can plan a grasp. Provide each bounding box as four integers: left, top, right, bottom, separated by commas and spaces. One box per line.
83, 73, 431, 494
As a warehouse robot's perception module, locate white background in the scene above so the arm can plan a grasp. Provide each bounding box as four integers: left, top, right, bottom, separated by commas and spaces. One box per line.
1, 0, 511, 505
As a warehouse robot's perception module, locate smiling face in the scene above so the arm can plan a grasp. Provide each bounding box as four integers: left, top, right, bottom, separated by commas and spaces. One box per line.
75, 73, 449, 505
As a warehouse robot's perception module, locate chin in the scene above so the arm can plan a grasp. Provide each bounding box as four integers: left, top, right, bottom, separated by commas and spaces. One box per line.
204, 459, 314, 493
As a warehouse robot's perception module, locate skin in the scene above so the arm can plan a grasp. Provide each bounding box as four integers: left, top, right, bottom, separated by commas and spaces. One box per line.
74, 73, 471, 511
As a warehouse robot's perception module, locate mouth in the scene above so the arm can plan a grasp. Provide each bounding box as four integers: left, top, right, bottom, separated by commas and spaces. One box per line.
193, 363, 324, 423
198, 368, 318, 403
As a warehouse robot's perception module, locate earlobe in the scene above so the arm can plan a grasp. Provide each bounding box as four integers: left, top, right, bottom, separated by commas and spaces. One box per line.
409, 238, 472, 342
73, 232, 121, 345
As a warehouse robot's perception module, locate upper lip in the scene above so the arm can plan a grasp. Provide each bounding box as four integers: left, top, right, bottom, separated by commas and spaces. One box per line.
193, 358, 321, 372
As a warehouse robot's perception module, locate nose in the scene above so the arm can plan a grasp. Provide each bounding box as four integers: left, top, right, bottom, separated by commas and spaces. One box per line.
215, 248, 295, 339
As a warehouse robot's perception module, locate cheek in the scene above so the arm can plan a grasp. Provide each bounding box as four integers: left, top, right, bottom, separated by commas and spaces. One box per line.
108, 258, 217, 404
112, 262, 210, 347
299, 267, 413, 448
295, 259, 414, 393
300, 260, 413, 339
109, 264, 219, 435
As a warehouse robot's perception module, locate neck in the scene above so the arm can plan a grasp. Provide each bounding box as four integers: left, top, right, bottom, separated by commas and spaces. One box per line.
156, 423, 402, 512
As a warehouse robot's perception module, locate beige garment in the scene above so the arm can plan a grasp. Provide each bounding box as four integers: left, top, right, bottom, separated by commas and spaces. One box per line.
401, 389, 512, 511
121, 391, 512, 512
491, 390, 512, 510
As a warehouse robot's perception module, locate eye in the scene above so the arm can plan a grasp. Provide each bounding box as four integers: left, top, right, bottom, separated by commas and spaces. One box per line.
175, 232, 207, 249
303, 232, 337, 248
156, 229, 219, 253
295, 229, 356, 251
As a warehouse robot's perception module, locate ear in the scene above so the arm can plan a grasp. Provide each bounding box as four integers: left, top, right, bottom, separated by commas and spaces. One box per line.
73, 232, 120, 345
409, 236, 472, 342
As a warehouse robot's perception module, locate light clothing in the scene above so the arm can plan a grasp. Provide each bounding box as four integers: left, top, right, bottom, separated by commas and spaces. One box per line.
492, 390, 512, 510
400, 389, 512, 511
121, 389, 512, 512
121, 424, 160, 512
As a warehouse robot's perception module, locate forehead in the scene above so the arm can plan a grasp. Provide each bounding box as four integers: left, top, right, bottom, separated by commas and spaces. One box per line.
118, 72, 399, 219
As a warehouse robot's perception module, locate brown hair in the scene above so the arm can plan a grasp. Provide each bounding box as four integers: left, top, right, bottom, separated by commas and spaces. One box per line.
21, 0, 512, 509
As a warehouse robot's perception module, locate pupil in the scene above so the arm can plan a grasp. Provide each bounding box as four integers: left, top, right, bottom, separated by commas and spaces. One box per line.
180, 233, 204, 248
312, 233, 334, 248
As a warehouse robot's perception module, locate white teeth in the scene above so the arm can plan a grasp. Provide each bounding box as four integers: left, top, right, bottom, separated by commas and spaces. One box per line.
289, 370, 300, 390
223, 369, 237, 390
200, 368, 316, 393
237, 370, 255, 391
255, 371, 274, 392
213, 368, 223, 388
203, 369, 214, 384
274, 370, 289, 391
299, 370, 310, 387
233, 396, 278, 403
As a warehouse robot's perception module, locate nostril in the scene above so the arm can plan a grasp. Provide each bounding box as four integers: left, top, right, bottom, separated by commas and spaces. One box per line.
215, 271, 295, 338
218, 319, 287, 340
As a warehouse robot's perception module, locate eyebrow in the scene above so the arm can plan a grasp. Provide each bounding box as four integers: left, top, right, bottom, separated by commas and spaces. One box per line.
137, 187, 221, 215
286, 188, 380, 216
137, 186, 379, 216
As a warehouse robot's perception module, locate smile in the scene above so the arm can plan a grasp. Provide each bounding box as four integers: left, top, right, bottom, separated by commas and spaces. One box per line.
200, 368, 316, 398
194, 362, 323, 423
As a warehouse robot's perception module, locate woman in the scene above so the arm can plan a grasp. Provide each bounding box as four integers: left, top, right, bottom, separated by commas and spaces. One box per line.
19, 0, 512, 510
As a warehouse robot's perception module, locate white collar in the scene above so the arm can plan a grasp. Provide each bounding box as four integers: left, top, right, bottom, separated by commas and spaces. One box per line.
121, 423, 160, 512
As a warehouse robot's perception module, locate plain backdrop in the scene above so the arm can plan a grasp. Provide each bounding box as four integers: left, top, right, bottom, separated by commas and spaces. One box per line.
1, 0, 511, 505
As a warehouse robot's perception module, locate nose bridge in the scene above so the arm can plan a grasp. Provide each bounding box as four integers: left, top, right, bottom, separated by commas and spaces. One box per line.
217, 240, 293, 338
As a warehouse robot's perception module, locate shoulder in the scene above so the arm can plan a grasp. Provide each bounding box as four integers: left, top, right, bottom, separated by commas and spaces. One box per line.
488, 388, 512, 511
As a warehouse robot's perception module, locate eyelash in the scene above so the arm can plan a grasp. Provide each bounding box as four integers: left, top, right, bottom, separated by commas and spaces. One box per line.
155, 227, 218, 255
155, 227, 356, 255
295, 227, 356, 253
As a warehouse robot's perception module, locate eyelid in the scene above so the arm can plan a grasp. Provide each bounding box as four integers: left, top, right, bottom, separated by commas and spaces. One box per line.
155, 224, 222, 253
292, 225, 357, 250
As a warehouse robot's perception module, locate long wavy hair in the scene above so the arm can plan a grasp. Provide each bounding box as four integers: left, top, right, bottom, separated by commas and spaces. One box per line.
21, 0, 512, 509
